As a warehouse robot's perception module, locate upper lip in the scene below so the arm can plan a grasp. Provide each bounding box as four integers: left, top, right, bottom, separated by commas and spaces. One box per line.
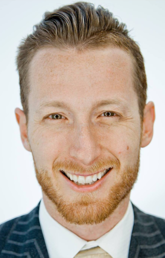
60, 167, 112, 177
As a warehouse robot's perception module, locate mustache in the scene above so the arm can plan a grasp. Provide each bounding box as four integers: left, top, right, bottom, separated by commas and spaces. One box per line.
52, 157, 120, 174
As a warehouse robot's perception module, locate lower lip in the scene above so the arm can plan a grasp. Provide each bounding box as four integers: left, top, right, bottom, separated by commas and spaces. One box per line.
60, 168, 112, 192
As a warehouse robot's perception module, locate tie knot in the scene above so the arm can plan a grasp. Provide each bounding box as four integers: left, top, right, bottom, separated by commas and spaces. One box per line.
74, 246, 112, 257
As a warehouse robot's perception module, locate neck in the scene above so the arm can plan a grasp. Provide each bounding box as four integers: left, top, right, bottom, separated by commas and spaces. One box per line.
43, 193, 130, 241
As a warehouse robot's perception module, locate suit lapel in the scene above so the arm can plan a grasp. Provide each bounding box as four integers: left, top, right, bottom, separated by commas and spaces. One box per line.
129, 203, 165, 258
2, 201, 165, 258
1, 202, 49, 258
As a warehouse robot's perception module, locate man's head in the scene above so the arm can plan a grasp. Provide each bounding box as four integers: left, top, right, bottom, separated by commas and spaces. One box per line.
15, 2, 155, 225
17, 1, 147, 119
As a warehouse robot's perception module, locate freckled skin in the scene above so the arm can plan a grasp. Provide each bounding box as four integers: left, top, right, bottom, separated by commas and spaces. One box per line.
28, 48, 141, 167
16, 46, 155, 240
29, 46, 140, 235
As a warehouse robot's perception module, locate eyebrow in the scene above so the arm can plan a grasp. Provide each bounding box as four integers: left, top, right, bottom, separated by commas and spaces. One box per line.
39, 99, 128, 111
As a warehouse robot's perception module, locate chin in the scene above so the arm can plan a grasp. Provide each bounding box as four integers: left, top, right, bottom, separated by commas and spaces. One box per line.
36, 160, 139, 225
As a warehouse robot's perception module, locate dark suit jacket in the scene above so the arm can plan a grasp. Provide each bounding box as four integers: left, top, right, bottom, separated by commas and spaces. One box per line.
0, 202, 165, 258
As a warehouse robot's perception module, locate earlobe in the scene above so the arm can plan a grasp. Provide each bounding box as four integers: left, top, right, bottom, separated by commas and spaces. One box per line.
141, 102, 155, 148
15, 108, 31, 152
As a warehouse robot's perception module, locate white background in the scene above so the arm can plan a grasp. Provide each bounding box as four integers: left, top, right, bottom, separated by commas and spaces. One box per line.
0, 0, 165, 224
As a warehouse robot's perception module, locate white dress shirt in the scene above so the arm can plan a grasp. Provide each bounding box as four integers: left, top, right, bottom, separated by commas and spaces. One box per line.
39, 200, 134, 258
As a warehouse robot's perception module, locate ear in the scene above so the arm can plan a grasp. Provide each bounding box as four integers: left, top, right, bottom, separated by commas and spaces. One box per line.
15, 108, 31, 152
141, 101, 155, 148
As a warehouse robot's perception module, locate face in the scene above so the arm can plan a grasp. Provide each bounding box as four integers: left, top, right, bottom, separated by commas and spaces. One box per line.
16, 47, 154, 224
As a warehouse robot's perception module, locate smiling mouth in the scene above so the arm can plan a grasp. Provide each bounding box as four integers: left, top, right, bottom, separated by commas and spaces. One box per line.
60, 167, 112, 185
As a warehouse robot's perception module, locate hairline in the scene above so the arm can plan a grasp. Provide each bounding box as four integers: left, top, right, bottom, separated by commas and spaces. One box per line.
25, 44, 144, 123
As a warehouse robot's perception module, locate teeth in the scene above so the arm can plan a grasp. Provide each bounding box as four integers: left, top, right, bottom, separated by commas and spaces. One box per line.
97, 172, 102, 179
72, 175, 78, 183
85, 176, 93, 184
64, 168, 111, 185
92, 174, 97, 182
78, 176, 85, 184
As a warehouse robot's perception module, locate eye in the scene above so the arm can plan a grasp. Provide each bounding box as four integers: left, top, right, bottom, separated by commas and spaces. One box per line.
48, 114, 65, 120
100, 111, 117, 117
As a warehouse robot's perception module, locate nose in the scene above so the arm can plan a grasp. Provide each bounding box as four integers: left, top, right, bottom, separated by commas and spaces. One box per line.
69, 123, 101, 166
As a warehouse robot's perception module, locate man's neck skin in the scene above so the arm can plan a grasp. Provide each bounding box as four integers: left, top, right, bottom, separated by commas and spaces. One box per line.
42, 192, 130, 241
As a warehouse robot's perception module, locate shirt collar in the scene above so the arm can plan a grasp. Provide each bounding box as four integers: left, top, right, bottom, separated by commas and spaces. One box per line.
95, 201, 134, 258
39, 200, 134, 258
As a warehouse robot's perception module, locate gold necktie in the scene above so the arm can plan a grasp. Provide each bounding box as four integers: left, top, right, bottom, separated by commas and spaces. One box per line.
74, 246, 112, 258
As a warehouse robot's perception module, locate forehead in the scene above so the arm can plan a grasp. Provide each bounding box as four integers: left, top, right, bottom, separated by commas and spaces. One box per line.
29, 46, 133, 77
28, 46, 136, 110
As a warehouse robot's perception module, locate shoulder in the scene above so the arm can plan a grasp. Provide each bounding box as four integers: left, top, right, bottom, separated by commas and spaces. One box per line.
0, 203, 40, 255
129, 203, 165, 258
132, 203, 165, 236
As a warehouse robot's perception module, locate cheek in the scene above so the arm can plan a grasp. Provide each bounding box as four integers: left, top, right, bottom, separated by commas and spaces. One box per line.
116, 140, 140, 168
99, 126, 141, 160
29, 128, 68, 168
118, 146, 129, 154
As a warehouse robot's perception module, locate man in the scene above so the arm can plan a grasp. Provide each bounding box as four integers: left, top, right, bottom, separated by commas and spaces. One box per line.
0, 1, 164, 258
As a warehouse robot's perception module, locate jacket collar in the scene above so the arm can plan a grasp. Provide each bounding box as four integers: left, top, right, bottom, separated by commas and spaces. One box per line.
1, 201, 49, 258
3, 201, 165, 258
129, 203, 165, 258
21, 202, 49, 258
